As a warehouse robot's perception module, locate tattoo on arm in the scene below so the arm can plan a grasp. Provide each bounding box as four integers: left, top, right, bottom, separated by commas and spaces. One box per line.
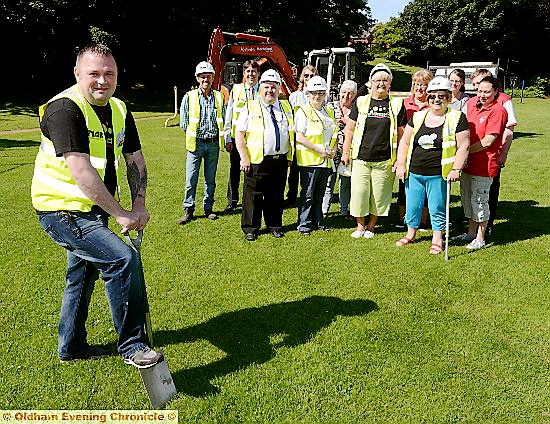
126, 159, 147, 203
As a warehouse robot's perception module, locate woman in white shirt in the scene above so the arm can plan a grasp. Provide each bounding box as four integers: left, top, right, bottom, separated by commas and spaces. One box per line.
294, 76, 338, 234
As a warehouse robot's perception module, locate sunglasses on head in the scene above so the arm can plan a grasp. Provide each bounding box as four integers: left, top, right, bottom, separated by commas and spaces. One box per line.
427, 93, 447, 100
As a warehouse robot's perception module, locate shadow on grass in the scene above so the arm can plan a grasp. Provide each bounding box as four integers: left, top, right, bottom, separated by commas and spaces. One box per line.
0, 102, 38, 116
117, 87, 173, 113
445, 200, 549, 258
485, 200, 550, 245
0, 138, 39, 149
156, 295, 378, 397
513, 131, 542, 140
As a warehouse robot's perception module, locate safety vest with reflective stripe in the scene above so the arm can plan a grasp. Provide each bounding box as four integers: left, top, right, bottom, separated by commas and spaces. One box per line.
295, 104, 338, 167
31, 85, 126, 212
229, 83, 258, 138
242, 100, 295, 164
406, 108, 462, 180
351, 94, 402, 164
185, 89, 225, 152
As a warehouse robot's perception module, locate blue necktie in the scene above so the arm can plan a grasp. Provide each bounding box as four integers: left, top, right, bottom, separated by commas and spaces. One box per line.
269, 105, 281, 152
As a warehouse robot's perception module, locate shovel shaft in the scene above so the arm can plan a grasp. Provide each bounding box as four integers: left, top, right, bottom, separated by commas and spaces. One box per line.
445, 180, 451, 261
125, 230, 154, 347
136, 248, 154, 347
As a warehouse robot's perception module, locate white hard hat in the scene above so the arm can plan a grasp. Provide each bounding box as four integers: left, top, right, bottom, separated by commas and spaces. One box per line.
369, 63, 393, 80
259, 69, 281, 84
306, 75, 328, 92
195, 61, 215, 76
428, 76, 452, 92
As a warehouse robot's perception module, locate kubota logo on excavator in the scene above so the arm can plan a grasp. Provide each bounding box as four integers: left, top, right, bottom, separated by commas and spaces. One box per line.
239, 46, 274, 53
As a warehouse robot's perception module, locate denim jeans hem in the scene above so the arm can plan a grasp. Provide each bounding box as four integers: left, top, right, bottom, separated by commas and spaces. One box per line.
122, 342, 149, 359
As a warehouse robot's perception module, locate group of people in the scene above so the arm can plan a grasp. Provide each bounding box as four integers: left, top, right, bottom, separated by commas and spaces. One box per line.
177, 60, 340, 240
176, 59, 517, 250
31, 42, 517, 367
395, 67, 516, 252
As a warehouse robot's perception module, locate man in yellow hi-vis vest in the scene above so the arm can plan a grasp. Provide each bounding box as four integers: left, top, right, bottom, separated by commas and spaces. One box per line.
223, 60, 260, 211
235, 69, 295, 241
177, 61, 226, 225
31, 43, 163, 368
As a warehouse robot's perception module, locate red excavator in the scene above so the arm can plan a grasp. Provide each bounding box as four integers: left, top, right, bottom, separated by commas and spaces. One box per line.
207, 27, 299, 98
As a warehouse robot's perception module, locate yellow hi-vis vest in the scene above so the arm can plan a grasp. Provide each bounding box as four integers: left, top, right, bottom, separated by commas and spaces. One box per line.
229, 83, 257, 138
351, 94, 403, 164
406, 108, 462, 180
185, 89, 224, 152
31, 85, 126, 212
242, 100, 295, 164
295, 104, 338, 167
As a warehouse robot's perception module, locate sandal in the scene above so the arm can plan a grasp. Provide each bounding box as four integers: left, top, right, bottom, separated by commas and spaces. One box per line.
396, 236, 415, 247
429, 243, 443, 255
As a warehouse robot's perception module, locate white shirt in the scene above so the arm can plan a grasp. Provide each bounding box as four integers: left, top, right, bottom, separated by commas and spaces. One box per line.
224, 83, 259, 142
236, 100, 290, 156
295, 106, 335, 147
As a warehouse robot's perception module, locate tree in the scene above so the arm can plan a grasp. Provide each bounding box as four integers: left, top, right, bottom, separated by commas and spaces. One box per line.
371, 18, 412, 63
1, 0, 373, 95
394, 0, 550, 77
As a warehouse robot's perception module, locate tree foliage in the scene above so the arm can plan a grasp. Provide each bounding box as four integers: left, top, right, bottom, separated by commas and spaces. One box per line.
0, 0, 372, 96
371, 18, 412, 63
394, 0, 550, 78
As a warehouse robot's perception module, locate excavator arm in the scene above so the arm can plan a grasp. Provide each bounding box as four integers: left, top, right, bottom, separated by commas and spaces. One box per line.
207, 27, 299, 97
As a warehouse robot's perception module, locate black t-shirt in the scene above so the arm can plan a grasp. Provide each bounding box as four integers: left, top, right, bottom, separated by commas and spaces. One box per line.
40, 98, 141, 196
349, 97, 407, 162
408, 112, 469, 175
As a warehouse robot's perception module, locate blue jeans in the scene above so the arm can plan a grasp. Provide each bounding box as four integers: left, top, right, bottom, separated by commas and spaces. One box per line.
183, 142, 220, 210
405, 173, 447, 231
322, 172, 351, 215
38, 211, 148, 359
297, 166, 331, 232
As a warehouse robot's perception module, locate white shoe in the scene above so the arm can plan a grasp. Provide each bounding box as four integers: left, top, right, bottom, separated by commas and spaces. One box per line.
363, 230, 375, 239
351, 230, 365, 238
466, 239, 485, 250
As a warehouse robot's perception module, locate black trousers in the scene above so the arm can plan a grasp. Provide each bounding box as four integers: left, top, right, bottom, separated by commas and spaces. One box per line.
226, 142, 242, 206
286, 156, 299, 202
488, 167, 502, 225
241, 155, 288, 234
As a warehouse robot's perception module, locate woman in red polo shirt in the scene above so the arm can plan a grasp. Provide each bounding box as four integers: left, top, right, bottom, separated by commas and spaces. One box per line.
453, 76, 508, 250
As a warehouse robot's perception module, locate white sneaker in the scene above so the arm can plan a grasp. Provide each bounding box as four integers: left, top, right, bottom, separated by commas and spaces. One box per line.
124, 347, 164, 369
466, 239, 485, 250
363, 230, 375, 239
451, 233, 475, 242
351, 230, 365, 238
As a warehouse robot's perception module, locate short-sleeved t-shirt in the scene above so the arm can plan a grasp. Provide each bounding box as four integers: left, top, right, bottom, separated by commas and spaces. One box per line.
464, 99, 508, 177
40, 98, 141, 196
409, 112, 469, 175
448, 92, 470, 111
349, 97, 406, 162
495, 92, 518, 128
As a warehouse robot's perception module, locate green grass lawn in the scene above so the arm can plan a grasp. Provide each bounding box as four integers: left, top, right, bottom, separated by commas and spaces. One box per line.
1, 98, 549, 422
